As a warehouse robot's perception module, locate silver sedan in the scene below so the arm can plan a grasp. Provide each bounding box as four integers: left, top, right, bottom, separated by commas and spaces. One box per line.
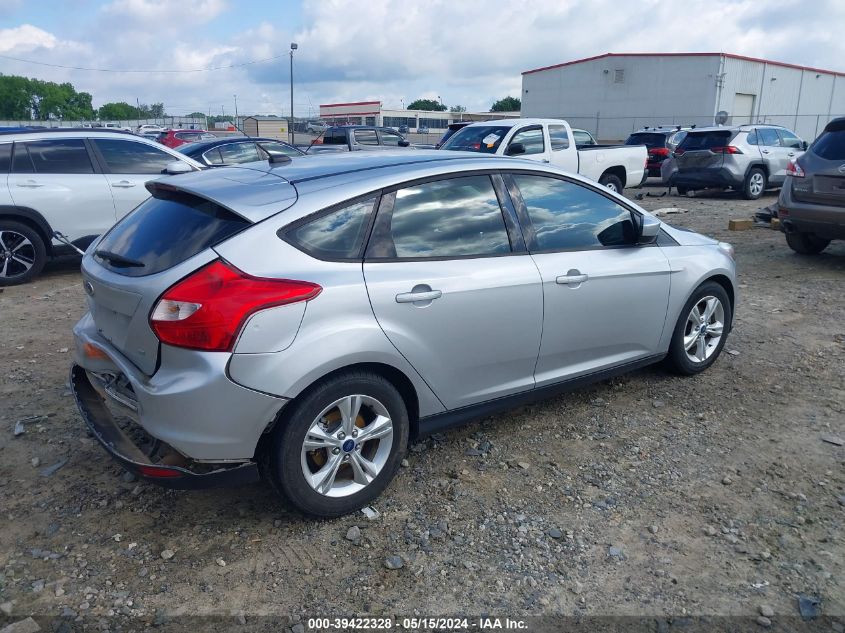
71, 151, 737, 517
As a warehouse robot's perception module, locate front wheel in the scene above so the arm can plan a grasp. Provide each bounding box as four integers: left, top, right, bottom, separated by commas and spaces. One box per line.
786, 231, 830, 255
263, 371, 409, 518
665, 282, 732, 376
675, 186, 689, 196
599, 173, 623, 193
0, 220, 47, 286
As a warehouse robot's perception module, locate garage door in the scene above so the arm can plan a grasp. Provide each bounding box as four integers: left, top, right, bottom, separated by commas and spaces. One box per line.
732, 93, 755, 125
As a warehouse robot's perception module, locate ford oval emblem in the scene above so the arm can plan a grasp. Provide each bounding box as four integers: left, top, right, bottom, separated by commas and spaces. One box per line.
83, 281, 94, 296
839, 164, 845, 174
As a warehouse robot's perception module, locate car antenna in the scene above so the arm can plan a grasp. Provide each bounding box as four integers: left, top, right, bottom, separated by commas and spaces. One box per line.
304, 127, 328, 154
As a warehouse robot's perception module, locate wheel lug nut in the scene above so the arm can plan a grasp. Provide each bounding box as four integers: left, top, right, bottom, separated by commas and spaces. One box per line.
337, 432, 346, 440
332, 447, 340, 455
352, 430, 358, 438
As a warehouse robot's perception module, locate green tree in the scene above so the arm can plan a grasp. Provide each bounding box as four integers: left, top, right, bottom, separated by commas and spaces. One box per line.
449, 105, 466, 113
98, 101, 139, 120
0, 74, 95, 120
0, 75, 35, 119
490, 96, 521, 112
407, 98, 446, 112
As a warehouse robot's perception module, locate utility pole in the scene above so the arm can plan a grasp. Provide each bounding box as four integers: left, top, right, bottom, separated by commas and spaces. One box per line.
234, 94, 238, 131
290, 42, 298, 144
136, 97, 141, 125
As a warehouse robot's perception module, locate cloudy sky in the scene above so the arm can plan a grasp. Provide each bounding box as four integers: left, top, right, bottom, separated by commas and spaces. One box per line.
1, 0, 843, 117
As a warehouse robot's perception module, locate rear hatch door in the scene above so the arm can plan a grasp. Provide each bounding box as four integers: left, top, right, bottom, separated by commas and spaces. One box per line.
675, 130, 736, 171
792, 123, 845, 208
82, 167, 296, 375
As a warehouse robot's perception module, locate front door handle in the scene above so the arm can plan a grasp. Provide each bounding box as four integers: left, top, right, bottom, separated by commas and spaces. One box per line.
787, 152, 795, 157
111, 180, 136, 188
395, 289, 442, 303
761, 149, 770, 154
556, 273, 588, 286
17, 180, 43, 188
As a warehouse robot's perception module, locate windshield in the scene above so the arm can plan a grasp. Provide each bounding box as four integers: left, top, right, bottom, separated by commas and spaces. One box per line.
441, 126, 512, 153
626, 133, 668, 148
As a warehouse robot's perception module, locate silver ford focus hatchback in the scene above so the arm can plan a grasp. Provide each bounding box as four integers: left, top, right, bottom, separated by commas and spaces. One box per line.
71, 151, 737, 517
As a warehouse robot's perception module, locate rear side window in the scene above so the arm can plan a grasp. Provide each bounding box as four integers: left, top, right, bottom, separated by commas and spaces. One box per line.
0, 143, 11, 172
285, 197, 376, 260
678, 131, 732, 151
323, 130, 346, 145
513, 174, 636, 251
14, 139, 94, 174
218, 142, 261, 163
94, 189, 249, 277
549, 126, 570, 151
94, 139, 175, 174
367, 176, 510, 259
811, 126, 845, 160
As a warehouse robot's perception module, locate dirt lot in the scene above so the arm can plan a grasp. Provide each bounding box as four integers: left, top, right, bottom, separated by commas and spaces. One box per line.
0, 186, 843, 631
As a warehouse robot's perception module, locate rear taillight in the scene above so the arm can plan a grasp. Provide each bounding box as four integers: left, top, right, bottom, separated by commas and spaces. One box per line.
649, 147, 670, 157
150, 260, 321, 352
710, 146, 743, 154
786, 158, 805, 178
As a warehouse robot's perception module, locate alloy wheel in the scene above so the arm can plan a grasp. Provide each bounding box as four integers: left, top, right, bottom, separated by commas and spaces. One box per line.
683, 296, 725, 363
749, 172, 764, 197
0, 230, 36, 280
300, 394, 394, 498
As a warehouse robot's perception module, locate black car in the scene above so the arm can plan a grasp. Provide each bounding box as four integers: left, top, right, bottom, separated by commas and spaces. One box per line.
177, 137, 304, 166
626, 126, 691, 177
435, 122, 472, 148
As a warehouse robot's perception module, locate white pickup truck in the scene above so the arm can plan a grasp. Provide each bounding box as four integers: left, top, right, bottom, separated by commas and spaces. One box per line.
441, 118, 647, 192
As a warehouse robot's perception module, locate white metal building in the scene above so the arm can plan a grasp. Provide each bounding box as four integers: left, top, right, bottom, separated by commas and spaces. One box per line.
521, 52, 845, 141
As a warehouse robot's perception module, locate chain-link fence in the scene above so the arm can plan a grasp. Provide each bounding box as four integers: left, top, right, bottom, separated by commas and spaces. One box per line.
542, 113, 843, 144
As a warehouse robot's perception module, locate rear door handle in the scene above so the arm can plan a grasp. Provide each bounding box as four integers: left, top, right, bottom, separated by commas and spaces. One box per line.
111, 180, 136, 188
16, 180, 43, 188
556, 273, 588, 285
395, 289, 442, 303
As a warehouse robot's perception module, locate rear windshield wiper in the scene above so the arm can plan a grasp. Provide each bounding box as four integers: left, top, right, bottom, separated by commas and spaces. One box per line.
95, 250, 145, 268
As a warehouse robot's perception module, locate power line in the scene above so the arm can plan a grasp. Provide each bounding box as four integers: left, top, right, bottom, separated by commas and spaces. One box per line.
0, 52, 285, 73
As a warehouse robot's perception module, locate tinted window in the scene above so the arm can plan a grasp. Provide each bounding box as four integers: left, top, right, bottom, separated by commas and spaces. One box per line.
509, 127, 544, 155
441, 126, 511, 153
369, 176, 510, 259
94, 139, 175, 174
811, 127, 845, 160
257, 141, 302, 157
286, 197, 375, 259
757, 128, 780, 147
678, 131, 732, 150
354, 129, 379, 146
513, 175, 636, 250
11, 143, 34, 173
0, 143, 11, 173
175, 132, 214, 141
626, 132, 668, 148
323, 129, 347, 145
218, 142, 261, 164
94, 189, 249, 277
668, 131, 687, 147
778, 129, 803, 149
380, 130, 403, 146
549, 126, 570, 150
17, 139, 94, 174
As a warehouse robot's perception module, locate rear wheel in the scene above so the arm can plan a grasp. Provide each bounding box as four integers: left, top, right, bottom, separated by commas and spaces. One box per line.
675, 186, 689, 196
786, 231, 830, 255
0, 220, 47, 286
599, 173, 623, 193
743, 168, 766, 200
263, 371, 409, 518
666, 282, 731, 376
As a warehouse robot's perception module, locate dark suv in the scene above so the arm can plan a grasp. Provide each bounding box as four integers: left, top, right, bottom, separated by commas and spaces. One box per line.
778, 117, 845, 254
625, 127, 690, 178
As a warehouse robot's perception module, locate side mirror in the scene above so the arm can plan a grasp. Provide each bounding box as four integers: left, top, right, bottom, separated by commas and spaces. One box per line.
638, 214, 661, 245
165, 161, 193, 175
398, 140, 410, 147
506, 142, 525, 156
801, 140, 809, 151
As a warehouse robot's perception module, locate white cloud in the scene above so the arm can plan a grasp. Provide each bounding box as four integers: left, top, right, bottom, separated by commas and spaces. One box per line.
0, 24, 59, 53
102, 0, 228, 22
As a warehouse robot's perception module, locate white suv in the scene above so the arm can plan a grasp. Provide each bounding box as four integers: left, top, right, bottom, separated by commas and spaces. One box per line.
0, 129, 202, 285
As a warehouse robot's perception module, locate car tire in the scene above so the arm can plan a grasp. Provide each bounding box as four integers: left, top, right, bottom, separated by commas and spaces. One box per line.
785, 231, 830, 255
665, 281, 732, 376
263, 371, 409, 518
0, 220, 47, 287
599, 173, 623, 193
742, 168, 766, 200
675, 186, 689, 196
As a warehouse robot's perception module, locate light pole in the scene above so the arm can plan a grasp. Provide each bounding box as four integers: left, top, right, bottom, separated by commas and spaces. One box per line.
290, 42, 298, 143
233, 94, 238, 131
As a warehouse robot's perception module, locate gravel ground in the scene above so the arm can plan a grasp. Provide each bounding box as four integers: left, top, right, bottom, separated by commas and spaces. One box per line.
0, 186, 843, 630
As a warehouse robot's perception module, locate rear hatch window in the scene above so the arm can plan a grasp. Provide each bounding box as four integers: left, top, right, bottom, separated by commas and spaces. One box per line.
810, 121, 845, 160
94, 188, 250, 277
626, 133, 667, 148
678, 130, 733, 151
